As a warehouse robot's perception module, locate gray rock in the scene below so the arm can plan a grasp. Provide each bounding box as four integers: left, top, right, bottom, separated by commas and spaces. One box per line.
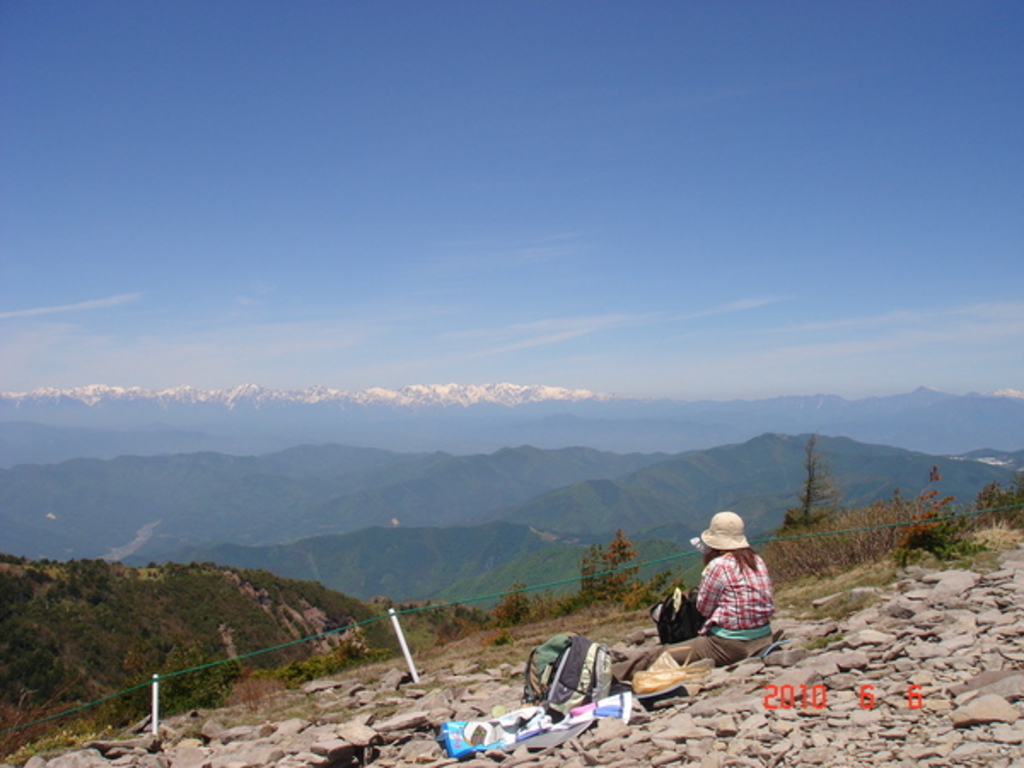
215, 724, 260, 744
763, 648, 809, 666
309, 738, 356, 761
82, 737, 160, 757
335, 721, 380, 746
828, 650, 870, 671
881, 598, 918, 619
583, 716, 630, 747
160, 745, 208, 768
966, 673, 1024, 702
951, 694, 1022, 727
199, 718, 224, 742
302, 678, 350, 694
845, 628, 895, 646
43, 750, 109, 768
931, 570, 981, 595
994, 724, 1024, 744
208, 742, 286, 767
770, 667, 823, 689
377, 667, 407, 691
373, 709, 432, 734
396, 736, 442, 762
713, 715, 739, 737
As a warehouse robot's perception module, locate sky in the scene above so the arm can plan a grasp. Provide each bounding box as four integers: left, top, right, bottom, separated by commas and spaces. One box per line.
1, 1, 1022, 401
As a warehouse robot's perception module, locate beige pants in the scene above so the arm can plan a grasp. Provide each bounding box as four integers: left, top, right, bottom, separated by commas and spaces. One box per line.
611, 632, 773, 682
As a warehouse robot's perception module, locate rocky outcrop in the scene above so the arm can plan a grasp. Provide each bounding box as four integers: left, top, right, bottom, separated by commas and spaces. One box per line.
10, 545, 1024, 767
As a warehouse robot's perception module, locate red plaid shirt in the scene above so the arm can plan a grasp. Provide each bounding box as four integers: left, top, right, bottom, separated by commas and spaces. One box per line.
695, 552, 774, 633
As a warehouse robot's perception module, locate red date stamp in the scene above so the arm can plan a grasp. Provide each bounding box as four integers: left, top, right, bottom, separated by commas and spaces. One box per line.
763, 684, 925, 710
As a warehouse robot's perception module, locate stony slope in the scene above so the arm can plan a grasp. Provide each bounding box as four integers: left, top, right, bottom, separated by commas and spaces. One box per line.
9, 544, 1024, 768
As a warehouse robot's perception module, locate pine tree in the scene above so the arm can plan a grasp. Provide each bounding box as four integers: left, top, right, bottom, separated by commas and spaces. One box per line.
578, 529, 639, 602
782, 434, 841, 531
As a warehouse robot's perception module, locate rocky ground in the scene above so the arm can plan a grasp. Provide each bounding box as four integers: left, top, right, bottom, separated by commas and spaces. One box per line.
8, 543, 1024, 768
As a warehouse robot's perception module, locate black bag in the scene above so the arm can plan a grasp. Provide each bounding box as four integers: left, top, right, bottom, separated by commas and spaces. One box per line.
650, 587, 705, 644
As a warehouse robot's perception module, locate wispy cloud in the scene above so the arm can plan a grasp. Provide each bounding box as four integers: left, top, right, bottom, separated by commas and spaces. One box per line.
694, 302, 1024, 381
440, 299, 788, 361
427, 233, 586, 278
678, 297, 791, 321
0, 293, 143, 320
443, 313, 628, 355
765, 302, 1024, 340
2, 296, 1019, 397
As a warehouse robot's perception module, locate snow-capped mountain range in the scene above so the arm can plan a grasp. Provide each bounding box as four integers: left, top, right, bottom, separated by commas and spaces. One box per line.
1, 383, 1022, 464
0, 382, 609, 409
993, 389, 1024, 400
2, 383, 1022, 410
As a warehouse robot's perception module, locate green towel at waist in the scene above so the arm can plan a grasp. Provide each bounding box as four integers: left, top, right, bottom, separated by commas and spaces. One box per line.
709, 623, 771, 640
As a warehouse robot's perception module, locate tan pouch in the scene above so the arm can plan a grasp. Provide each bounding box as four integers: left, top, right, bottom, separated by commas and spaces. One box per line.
631, 648, 711, 696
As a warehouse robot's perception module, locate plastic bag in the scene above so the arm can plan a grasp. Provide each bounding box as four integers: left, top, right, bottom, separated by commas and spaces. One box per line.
631, 649, 711, 697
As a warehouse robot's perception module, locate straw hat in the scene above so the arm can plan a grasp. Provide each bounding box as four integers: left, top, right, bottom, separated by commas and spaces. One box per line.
700, 511, 749, 551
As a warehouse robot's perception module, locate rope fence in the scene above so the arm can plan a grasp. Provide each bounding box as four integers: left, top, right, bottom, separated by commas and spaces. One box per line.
3, 499, 1022, 741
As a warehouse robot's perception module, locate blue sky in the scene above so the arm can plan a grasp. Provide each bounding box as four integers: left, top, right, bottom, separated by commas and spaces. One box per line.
1, 1, 1021, 400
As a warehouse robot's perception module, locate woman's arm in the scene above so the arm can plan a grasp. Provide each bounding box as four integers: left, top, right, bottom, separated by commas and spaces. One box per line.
695, 557, 728, 617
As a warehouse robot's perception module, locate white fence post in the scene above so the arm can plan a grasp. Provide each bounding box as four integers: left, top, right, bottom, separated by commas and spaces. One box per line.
150, 674, 160, 736
388, 608, 421, 684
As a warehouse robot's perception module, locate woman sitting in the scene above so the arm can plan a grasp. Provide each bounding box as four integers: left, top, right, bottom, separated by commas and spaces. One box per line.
688, 510, 775, 665
612, 511, 775, 681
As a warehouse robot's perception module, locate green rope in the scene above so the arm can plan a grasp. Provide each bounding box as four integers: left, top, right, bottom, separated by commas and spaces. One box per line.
4, 499, 1021, 739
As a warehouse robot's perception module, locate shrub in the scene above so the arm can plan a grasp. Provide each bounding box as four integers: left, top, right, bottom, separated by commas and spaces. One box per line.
763, 467, 1003, 581
491, 583, 532, 628
971, 472, 1024, 530
161, 646, 242, 713
485, 629, 515, 647
227, 675, 286, 713
764, 493, 919, 582
257, 634, 387, 687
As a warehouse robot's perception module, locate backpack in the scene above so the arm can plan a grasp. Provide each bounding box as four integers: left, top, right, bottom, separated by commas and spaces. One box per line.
522, 633, 612, 718
650, 587, 705, 645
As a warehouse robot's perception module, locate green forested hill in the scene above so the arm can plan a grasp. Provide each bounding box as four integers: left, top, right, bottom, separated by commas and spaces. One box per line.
294, 445, 668, 533
496, 434, 1017, 540
171, 523, 696, 605
429, 536, 698, 605
3, 435, 1015, 610
152, 435, 1015, 601
0, 444, 667, 562
173, 521, 575, 601
0, 555, 394, 712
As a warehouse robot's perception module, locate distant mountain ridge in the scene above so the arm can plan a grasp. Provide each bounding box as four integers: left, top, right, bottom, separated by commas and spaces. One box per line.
150, 434, 1020, 601
0, 444, 667, 562
3, 435, 1016, 578
3, 382, 1023, 410
2, 383, 1023, 459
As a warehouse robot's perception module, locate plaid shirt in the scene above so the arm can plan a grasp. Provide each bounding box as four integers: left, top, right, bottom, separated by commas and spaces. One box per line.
695, 553, 774, 634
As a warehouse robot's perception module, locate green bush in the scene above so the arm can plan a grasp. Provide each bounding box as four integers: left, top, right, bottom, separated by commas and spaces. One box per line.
256, 635, 387, 687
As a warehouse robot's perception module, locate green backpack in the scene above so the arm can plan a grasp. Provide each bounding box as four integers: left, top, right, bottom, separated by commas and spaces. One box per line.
522, 633, 612, 718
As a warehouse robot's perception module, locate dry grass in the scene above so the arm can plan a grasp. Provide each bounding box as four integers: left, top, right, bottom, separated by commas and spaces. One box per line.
226, 677, 286, 713
411, 601, 649, 679
969, 524, 1024, 552
761, 500, 918, 583
770, 560, 896, 620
